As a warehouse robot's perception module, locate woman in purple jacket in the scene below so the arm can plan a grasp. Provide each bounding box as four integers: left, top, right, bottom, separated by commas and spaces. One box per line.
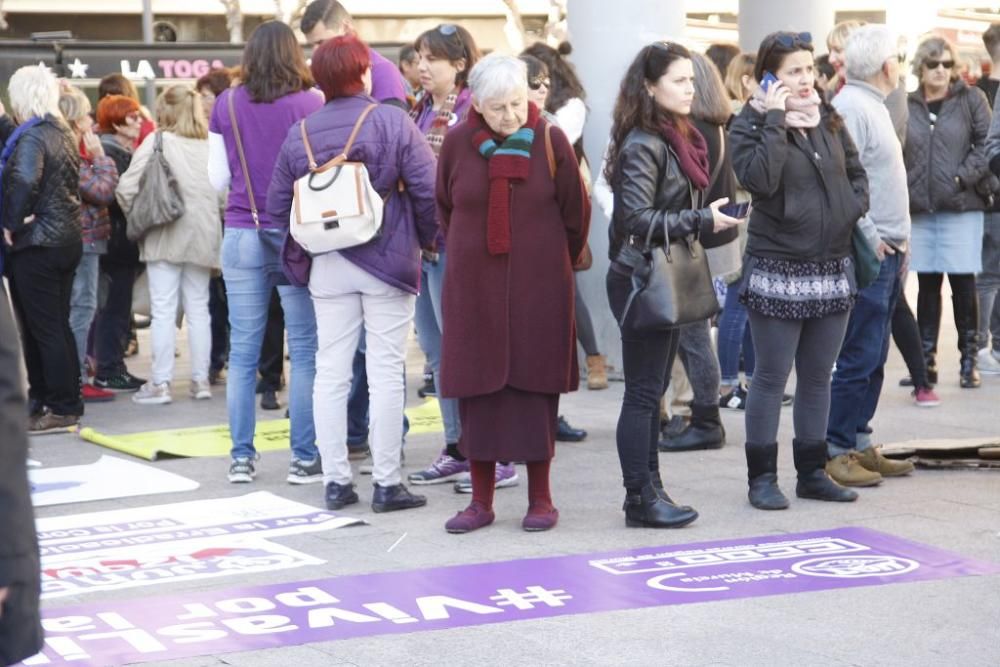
267, 35, 439, 513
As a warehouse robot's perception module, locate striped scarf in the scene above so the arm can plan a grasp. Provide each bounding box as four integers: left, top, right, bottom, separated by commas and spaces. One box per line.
410, 89, 459, 156
468, 102, 541, 256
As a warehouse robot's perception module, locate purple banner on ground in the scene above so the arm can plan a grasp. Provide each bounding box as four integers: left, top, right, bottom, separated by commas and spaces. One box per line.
24, 527, 1000, 666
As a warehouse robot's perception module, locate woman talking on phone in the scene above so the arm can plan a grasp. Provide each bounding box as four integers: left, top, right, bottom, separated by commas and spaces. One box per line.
729, 31, 869, 510
605, 41, 742, 528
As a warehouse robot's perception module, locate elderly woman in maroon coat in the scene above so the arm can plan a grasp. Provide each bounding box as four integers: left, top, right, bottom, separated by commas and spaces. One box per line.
437, 53, 590, 534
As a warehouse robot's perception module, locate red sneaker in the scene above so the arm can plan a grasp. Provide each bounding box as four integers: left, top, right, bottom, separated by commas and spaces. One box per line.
912, 386, 940, 408
82, 383, 115, 403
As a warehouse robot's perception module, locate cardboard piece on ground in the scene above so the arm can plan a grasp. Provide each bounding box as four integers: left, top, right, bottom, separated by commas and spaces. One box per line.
77, 399, 444, 460
881, 437, 1000, 470
29, 455, 199, 507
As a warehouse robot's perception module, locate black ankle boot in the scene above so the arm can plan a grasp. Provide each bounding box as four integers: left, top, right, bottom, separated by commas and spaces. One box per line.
658, 403, 725, 452
745, 443, 789, 510
792, 439, 857, 502
623, 483, 698, 528
953, 282, 982, 388
917, 286, 942, 385
648, 470, 689, 505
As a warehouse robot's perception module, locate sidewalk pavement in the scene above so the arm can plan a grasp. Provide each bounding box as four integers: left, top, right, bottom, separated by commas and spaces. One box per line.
28, 278, 1000, 667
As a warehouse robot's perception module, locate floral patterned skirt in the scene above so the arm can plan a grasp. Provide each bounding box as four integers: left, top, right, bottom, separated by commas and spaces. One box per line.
739, 254, 856, 319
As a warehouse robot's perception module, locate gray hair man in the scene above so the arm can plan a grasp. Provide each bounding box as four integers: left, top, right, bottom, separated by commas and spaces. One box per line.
825, 24, 916, 487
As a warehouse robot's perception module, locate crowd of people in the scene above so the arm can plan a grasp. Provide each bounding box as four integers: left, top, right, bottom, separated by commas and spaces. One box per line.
3, 0, 1000, 538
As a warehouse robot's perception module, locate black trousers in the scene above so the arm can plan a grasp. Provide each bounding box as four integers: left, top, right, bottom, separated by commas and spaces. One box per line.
257, 287, 285, 391
607, 270, 681, 489
8, 244, 83, 416
209, 274, 229, 372
94, 258, 138, 378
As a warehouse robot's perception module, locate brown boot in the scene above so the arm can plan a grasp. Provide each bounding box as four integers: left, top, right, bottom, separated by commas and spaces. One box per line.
825, 452, 883, 487
586, 354, 609, 390
855, 446, 915, 477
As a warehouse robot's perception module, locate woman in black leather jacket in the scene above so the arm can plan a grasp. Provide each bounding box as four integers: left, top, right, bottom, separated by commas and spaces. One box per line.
729, 31, 868, 510
1, 65, 84, 433
605, 41, 741, 529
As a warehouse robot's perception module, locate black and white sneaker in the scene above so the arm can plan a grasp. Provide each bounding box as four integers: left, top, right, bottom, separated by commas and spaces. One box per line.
719, 385, 748, 410
287, 456, 322, 484
94, 370, 146, 393
228, 456, 257, 483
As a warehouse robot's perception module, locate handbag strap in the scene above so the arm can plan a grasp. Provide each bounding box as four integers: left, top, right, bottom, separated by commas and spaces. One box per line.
301, 103, 379, 171
227, 89, 260, 227
708, 125, 725, 189
544, 122, 556, 179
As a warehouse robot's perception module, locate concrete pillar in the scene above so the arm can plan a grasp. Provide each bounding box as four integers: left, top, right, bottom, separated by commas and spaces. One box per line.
566, 0, 685, 376
737, 0, 836, 56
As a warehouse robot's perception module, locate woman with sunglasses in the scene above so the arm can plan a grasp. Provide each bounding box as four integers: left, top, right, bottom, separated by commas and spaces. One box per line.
605, 42, 742, 528
406, 23, 486, 488
729, 31, 869, 509
904, 36, 993, 390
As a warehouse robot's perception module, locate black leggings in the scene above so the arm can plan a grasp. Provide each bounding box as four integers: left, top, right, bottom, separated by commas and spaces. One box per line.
891, 289, 928, 388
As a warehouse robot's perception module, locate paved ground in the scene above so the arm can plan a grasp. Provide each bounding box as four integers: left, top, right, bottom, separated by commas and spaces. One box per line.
27, 277, 1000, 666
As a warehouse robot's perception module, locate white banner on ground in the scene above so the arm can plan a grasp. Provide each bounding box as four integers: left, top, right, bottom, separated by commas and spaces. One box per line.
41, 538, 324, 599
37, 491, 365, 560
29, 455, 199, 507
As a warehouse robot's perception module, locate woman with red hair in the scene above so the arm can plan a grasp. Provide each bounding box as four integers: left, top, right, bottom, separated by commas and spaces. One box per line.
267, 34, 439, 513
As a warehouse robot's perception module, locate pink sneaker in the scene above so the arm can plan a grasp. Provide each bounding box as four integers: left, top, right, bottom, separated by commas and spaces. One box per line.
913, 386, 940, 407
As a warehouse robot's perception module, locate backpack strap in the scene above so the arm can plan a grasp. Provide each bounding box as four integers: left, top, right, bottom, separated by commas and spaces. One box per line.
544, 122, 556, 179
303, 103, 379, 173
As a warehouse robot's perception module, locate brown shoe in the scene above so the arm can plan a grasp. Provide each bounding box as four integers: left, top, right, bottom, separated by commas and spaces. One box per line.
28, 411, 79, 435
855, 446, 915, 477
586, 354, 609, 390
825, 453, 883, 487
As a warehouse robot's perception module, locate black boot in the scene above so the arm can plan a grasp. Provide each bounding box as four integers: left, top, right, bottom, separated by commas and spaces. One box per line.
917, 286, 942, 385
623, 483, 698, 528
658, 403, 725, 452
648, 469, 696, 507
793, 439, 858, 502
953, 281, 981, 388
745, 443, 789, 510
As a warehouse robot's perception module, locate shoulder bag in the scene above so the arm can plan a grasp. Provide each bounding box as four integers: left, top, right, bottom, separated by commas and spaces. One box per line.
125, 131, 185, 242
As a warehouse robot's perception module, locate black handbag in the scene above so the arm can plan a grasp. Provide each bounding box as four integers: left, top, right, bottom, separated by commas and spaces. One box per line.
851, 225, 881, 290
616, 216, 720, 331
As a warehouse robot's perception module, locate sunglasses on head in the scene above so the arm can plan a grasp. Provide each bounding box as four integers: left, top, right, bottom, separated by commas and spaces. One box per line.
438, 24, 458, 36
528, 77, 550, 91
774, 31, 812, 49
925, 59, 955, 70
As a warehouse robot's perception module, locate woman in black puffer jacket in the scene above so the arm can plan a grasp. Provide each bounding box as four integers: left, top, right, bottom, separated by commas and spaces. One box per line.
1, 65, 84, 432
904, 36, 993, 389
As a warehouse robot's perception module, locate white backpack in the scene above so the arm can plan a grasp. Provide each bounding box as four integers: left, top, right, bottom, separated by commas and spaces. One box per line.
290, 104, 387, 254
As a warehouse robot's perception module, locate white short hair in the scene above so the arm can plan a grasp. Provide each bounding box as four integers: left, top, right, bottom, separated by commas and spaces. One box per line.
468, 54, 527, 103
8, 65, 61, 123
844, 24, 896, 81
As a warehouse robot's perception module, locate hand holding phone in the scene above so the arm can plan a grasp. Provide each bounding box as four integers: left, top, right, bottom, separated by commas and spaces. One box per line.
761, 72, 791, 112
709, 197, 746, 233
760, 71, 779, 93
719, 201, 751, 219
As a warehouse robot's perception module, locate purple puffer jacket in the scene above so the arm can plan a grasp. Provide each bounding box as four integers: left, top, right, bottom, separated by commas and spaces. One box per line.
267, 94, 438, 293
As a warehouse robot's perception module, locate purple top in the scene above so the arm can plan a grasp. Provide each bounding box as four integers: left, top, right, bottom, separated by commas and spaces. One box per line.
209, 86, 323, 228
268, 94, 438, 294
369, 48, 407, 106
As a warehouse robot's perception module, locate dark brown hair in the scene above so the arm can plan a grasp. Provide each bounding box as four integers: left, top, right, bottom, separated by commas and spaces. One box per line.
414, 24, 481, 88
604, 41, 692, 188
195, 68, 233, 97
521, 41, 586, 114
705, 43, 740, 81
984, 23, 1000, 61
241, 21, 314, 103
300, 0, 350, 36
98, 73, 139, 101
754, 31, 842, 132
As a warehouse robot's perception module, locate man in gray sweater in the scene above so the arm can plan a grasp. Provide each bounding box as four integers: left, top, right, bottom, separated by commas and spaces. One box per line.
825, 24, 916, 487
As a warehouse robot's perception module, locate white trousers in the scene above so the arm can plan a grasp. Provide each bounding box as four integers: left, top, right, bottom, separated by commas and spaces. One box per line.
310, 252, 415, 487
146, 260, 212, 385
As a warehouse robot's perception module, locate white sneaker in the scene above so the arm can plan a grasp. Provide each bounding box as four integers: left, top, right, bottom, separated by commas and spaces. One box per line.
189, 378, 212, 400
132, 381, 172, 405
977, 348, 1000, 375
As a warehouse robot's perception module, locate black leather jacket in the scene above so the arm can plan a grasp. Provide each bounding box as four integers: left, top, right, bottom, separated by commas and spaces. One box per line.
1, 114, 81, 251
729, 105, 869, 262
607, 128, 713, 262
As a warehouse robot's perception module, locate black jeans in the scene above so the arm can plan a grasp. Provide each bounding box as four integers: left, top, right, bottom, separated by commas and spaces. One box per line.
8, 244, 83, 416
95, 258, 138, 378
891, 288, 929, 388
209, 274, 229, 372
607, 270, 681, 489
257, 287, 285, 391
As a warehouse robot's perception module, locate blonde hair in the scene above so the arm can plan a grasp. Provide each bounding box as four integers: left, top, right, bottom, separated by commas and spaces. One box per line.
8, 65, 61, 123
58, 85, 92, 128
155, 84, 207, 140
827, 20, 866, 50
724, 52, 756, 102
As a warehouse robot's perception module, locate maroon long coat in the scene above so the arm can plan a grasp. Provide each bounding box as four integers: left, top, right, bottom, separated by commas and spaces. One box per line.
437, 118, 590, 399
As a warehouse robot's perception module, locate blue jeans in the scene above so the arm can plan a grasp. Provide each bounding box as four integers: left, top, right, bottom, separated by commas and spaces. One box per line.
413, 252, 461, 445
346, 331, 409, 446
717, 282, 755, 386
70, 251, 101, 370
827, 252, 902, 456
222, 227, 318, 462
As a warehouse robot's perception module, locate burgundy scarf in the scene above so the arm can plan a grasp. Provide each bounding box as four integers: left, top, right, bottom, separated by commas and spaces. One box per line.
468, 102, 542, 256
659, 119, 710, 191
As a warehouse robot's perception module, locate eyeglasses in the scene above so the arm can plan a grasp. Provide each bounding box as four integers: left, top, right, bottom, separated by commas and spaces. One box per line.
925, 59, 955, 70
774, 32, 812, 48
528, 77, 550, 91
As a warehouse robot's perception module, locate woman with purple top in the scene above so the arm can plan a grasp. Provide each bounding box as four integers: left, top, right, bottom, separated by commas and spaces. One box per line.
406, 24, 494, 489
207, 21, 324, 486
267, 35, 439, 513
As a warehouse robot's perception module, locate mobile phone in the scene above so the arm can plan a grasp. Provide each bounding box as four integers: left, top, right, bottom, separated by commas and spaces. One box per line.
719, 201, 751, 219
760, 71, 779, 93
